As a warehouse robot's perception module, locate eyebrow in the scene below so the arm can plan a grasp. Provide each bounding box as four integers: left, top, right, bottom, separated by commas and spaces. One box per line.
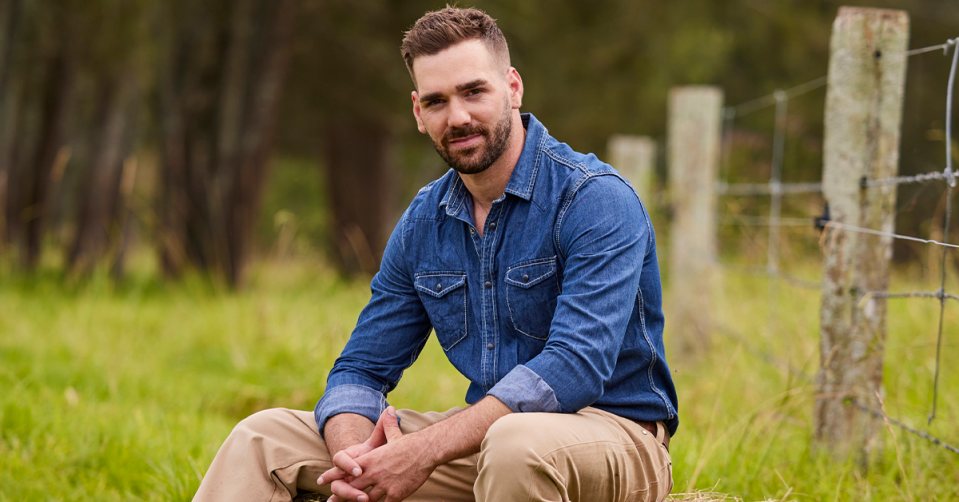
419, 79, 490, 104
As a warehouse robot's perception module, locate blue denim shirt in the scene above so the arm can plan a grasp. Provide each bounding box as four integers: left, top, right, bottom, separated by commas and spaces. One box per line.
316, 113, 679, 436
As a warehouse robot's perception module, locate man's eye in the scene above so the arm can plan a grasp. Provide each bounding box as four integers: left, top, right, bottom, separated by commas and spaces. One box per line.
426, 99, 444, 107
467, 88, 483, 96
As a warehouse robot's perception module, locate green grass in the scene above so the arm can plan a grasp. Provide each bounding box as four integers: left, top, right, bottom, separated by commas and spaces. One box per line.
0, 256, 957, 501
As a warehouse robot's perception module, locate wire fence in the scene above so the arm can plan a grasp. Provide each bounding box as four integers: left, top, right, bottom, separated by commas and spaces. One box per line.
712, 36, 959, 454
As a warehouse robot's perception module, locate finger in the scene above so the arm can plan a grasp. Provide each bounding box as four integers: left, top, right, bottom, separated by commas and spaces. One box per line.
331, 478, 369, 502
366, 410, 387, 448
365, 486, 387, 502
333, 450, 364, 478
317, 465, 347, 485
382, 406, 403, 442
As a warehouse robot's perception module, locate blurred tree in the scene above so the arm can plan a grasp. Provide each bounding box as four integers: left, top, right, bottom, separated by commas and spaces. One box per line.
0, 0, 954, 281
284, 0, 433, 276
155, 0, 295, 286
1, 0, 77, 270
0, 0, 20, 250
66, 0, 149, 278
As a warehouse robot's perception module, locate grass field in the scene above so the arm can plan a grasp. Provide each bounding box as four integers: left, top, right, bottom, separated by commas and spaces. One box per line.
1, 255, 957, 501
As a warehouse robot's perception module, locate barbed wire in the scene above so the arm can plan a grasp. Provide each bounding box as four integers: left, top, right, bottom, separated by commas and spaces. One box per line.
722, 36, 958, 151
713, 34, 959, 436
860, 290, 959, 303
714, 324, 959, 456
822, 221, 959, 250
861, 166, 957, 189
851, 401, 959, 455
716, 181, 823, 196
717, 214, 815, 227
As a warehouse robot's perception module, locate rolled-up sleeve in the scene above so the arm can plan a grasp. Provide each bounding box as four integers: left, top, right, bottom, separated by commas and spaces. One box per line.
487, 364, 561, 412
314, 212, 432, 437
314, 384, 388, 435
487, 175, 647, 413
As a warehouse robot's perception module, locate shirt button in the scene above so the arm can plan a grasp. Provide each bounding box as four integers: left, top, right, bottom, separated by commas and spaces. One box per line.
489, 222, 497, 230
487, 343, 495, 350
522, 274, 530, 282
484, 280, 492, 289
436, 283, 442, 291
470, 227, 475, 235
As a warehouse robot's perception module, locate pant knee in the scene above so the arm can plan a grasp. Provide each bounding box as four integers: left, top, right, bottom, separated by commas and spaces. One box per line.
479, 414, 542, 472
230, 408, 291, 445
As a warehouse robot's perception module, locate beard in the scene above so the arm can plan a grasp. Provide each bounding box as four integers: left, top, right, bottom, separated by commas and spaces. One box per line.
430, 98, 513, 175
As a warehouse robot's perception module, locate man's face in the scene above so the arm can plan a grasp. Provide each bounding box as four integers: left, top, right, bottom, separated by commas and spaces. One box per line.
411, 40, 523, 175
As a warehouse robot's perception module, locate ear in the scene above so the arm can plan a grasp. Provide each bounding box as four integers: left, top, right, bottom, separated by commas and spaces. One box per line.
411, 91, 426, 134
507, 67, 524, 109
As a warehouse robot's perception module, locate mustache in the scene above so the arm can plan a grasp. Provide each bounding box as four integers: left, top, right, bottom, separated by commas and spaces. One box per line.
443, 124, 488, 144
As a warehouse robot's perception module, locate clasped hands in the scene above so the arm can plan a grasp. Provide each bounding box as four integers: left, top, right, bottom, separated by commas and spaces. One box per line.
318, 406, 436, 502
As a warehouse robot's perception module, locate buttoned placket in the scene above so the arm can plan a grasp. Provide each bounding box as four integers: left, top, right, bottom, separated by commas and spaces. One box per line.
478, 198, 507, 392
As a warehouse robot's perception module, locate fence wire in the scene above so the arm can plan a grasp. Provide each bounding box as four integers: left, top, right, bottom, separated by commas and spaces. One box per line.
725, 76, 827, 118
906, 37, 958, 57
861, 167, 957, 189
715, 324, 959, 456
930, 38, 959, 423
719, 263, 821, 291
711, 35, 959, 444
718, 214, 815, 227
716, 181, 823, 196
822, 221, 959, 250
861, 290, 959, 303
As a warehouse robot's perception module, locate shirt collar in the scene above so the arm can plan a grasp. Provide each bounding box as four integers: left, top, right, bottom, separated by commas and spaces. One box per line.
439, 112, 545, 214
503, 113, 545, 201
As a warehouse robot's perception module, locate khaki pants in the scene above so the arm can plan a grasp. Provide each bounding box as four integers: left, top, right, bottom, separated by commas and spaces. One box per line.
193, 406, 672, 502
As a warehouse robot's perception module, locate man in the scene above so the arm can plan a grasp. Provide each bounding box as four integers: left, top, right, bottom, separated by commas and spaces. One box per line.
194, 6, 677, 502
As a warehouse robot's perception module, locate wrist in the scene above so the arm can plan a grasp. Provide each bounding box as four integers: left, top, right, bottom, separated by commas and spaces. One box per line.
325, 413, 375, 456
413, 428, 447, 469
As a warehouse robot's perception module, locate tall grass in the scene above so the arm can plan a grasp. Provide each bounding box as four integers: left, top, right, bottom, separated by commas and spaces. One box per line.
0, 257, 956, 501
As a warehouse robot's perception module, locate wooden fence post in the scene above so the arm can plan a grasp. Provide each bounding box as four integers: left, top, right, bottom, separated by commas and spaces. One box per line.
667, 86, 723, 352
816, 7, 909, 462
608, 134, 657, 206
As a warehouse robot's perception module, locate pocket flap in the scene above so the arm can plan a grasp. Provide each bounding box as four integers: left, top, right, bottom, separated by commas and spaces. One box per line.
506, 257, 557, 289
415, 272, 467, 298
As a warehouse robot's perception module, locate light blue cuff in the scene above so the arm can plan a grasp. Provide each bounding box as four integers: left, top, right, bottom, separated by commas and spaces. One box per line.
487, 365, 562, 413
314, 384, 388, 438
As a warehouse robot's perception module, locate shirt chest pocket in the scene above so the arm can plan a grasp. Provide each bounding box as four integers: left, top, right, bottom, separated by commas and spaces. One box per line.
414, 272, 468, 352
506, 257, 560, 340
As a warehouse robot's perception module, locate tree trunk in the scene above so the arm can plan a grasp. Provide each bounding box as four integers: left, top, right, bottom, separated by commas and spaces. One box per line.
156, 0, 294, 287
20, 48, 73, 270
67, 71, 138, 275
221, 0, 294, 287
156, 36, 191, 278
0, 0, 21, 248
326, 119, 396, 276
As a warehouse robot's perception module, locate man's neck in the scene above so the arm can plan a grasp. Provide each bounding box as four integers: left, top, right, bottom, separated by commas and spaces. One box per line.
459, 111, 527, 210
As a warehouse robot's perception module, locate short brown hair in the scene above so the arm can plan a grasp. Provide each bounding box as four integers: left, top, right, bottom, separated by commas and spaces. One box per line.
401, 6, 510, 82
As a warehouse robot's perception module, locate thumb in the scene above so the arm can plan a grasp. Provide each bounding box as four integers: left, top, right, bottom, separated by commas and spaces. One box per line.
382, 406, 402, 442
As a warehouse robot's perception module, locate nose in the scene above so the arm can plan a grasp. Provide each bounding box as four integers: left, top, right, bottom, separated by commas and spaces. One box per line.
447, 97, 471, 129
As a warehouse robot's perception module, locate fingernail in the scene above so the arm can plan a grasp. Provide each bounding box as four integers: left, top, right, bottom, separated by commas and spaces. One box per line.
358, 496, 368, 502
387, 406, 396, 417
316, 475, 324, 485
352, 467, 362, 476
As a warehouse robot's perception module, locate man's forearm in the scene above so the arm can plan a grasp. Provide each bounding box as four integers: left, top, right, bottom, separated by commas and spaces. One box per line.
324, 413, 375, 457
417, 396, 512, 466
